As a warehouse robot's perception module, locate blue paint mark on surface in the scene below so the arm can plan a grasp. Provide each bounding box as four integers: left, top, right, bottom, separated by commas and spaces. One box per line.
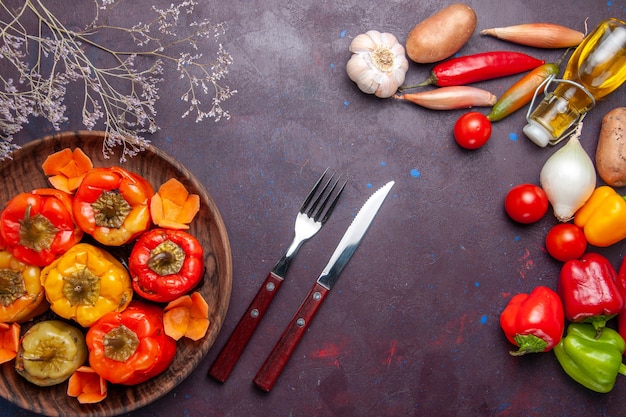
366, 183, 373, 188
509, 132, 518, 141
343, 100, 350, 108
381, 161, 386, 167
410, 168, 420, 178
480, 315, 488, 324
340, 29, 347, 38
475, 282, 480, 287
514, 235, 521, 242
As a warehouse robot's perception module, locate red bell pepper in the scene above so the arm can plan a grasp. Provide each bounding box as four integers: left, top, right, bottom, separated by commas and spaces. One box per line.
85, 301, 177, 385
615, 257, 626, 342
500, 286, 565, 355
558, 252, 624, 335
129, 228, 205, 303
0, 188, 83, 266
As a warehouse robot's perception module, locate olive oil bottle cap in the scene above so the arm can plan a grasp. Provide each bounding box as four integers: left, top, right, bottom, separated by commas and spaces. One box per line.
523, 121, 551, 148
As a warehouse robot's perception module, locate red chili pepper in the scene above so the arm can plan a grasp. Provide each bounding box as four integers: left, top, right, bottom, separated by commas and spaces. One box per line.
85, 301, 177, 385
129, 228, 205, 303
0, 188, 83, 266
412, 51, 545, 87
558, 252, 624, 335
500, 286, 564, 355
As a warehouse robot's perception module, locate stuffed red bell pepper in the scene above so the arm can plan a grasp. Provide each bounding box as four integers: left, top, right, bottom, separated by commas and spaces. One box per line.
85, 301, 176, 385
558, 252, 624, 336
129, 228, 204, 303
0, 188, 83, 266
500, 286, 565, 355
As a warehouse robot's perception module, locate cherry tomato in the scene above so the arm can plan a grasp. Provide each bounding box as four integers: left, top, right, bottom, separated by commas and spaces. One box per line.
454, 111, 492, 149
504, 184, 549, 224
545, 223, 587, 262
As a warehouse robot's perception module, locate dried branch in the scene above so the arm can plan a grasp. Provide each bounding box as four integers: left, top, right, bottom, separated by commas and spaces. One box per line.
0, 0, 236, 161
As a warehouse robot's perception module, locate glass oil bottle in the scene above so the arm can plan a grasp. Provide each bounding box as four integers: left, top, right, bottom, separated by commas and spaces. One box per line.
523, 18, 626, 147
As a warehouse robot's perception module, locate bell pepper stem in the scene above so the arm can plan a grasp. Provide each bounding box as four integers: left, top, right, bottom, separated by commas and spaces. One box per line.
510, 333, 548, 356
584, 314, 616, 339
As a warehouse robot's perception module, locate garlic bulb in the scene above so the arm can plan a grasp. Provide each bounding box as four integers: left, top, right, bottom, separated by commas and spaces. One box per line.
346, 30, 409, 98
540, 131, 596, 222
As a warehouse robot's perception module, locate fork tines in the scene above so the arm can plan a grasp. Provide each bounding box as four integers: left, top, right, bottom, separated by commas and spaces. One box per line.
300, 168, 346, 223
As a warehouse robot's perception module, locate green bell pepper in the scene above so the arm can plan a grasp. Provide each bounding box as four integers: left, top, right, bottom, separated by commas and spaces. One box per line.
554, 323, 626, 393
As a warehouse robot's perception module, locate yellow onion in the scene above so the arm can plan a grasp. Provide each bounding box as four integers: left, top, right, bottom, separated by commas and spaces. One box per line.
540, 125, 596, 222
346, 30, 409, 98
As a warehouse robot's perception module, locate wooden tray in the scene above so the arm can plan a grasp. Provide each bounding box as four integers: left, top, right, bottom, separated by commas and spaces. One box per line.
0, 131, 232, 417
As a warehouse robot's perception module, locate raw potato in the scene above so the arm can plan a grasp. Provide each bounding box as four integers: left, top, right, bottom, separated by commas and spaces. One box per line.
596, 107, 626, 186
405, 4, 477, 64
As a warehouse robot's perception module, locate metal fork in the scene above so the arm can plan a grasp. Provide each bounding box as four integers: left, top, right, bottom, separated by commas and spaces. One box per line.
209, 169, 346, 383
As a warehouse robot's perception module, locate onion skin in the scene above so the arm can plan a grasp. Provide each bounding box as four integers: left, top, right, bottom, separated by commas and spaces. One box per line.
540, 135, 596, 222
394, 86, 496, 110
481, 23, 585, 49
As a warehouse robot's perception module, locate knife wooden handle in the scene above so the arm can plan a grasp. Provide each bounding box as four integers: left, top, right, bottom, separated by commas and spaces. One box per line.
253, 281, 330, 392
209, 271, 284, 382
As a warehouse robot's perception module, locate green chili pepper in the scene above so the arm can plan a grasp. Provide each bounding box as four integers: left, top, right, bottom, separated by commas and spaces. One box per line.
487, 63, 560, 122
553, 322, 626, 393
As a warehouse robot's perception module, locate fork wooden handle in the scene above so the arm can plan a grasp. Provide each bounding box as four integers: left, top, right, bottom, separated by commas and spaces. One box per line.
208, 271, 284, 382
253, 281, 330, 392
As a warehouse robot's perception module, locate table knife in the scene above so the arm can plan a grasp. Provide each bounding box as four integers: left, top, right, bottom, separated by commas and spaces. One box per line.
253, 180, 394, 392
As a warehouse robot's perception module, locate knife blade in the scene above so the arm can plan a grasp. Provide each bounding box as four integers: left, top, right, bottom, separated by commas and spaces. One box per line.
208, 170, 344, 383
253, 180, 394, 392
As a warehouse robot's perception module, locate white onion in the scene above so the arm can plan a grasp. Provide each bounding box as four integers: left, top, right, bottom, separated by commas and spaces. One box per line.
539, 132, 596, 222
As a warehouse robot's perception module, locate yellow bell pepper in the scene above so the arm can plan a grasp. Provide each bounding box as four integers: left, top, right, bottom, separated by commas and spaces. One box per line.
574, 186, 626, 247
0, 251, 47, 323
41, 243, 133, 327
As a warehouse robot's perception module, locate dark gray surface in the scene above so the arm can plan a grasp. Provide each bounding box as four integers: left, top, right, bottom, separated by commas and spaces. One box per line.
2, 0, 626, 416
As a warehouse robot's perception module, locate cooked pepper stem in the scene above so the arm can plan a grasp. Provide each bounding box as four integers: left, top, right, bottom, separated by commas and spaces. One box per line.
18, 204, 59, 252
91, 190, 132, 228
62, 267, 101, 306
147, 240, 185, 276
0, 269, 27, 306
103, 324, 139, 362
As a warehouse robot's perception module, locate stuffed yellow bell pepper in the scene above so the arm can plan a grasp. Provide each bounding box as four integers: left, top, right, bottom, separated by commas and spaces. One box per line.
41, 243, 133, 327
574, 186, 626, 247
0, 251, 48, 323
